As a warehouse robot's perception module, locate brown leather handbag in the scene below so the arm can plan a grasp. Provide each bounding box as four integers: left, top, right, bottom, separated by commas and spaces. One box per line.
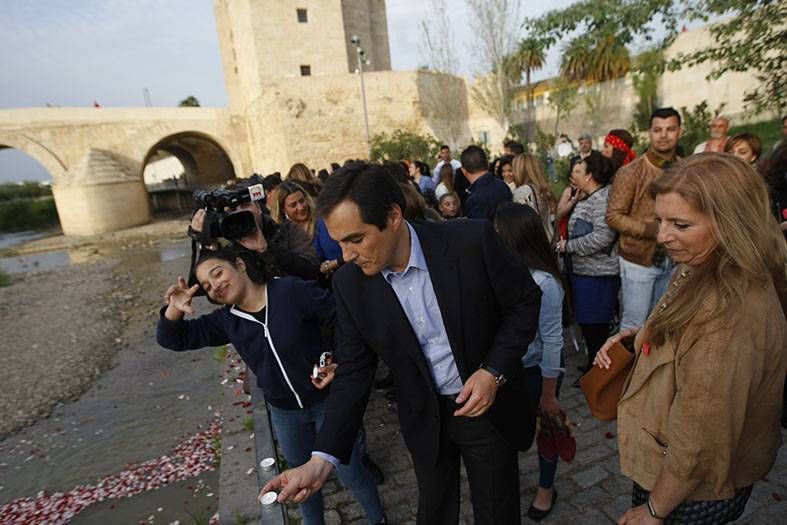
580, 342, 634, 420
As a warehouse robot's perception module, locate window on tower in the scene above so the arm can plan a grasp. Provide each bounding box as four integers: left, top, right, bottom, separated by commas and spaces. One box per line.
296, 8, 308, 23
300, 65, 312, 76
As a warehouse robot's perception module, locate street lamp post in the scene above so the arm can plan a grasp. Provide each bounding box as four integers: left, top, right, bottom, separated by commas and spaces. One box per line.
351, 35, 372, 159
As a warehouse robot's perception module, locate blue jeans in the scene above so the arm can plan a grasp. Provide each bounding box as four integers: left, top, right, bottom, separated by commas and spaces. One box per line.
267, 401, 384, 525
523, 366, 563, 489
618, 256, 673, 331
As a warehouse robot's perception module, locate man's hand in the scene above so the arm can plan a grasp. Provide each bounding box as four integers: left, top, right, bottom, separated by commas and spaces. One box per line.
453, 368, 498, 417
260, 455, 334, 504
617, 504, 663, 524
237, 229, 268, 254
190, 209, 206, 233
310, 363, 338, 390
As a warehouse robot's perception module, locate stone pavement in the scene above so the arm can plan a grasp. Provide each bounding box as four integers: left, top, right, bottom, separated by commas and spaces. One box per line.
287, 343, 787, 524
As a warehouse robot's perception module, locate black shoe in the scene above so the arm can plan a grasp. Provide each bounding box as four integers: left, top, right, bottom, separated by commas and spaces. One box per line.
362, 454, 385, 485
527, 489, 557, 522
372, 515, 388, 525
374, 373, 394, 390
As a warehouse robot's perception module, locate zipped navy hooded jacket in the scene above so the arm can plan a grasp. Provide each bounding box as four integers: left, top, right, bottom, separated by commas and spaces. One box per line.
157, 276, 333, 410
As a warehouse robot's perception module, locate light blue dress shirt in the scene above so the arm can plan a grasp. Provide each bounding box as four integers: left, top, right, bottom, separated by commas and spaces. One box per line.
313, 222, 463, 467
380, 222, 463, 396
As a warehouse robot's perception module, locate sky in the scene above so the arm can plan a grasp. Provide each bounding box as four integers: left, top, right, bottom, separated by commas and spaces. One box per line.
0, 0, 577, 182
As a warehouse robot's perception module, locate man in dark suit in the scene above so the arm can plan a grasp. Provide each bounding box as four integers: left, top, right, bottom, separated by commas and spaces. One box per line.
263, 163, 541, 524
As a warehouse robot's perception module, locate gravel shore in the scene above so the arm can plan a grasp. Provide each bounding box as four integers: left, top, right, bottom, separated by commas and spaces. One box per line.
0, 219, 187, 437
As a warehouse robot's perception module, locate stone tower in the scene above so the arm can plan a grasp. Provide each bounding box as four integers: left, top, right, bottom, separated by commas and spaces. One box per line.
213, 0, 391, 113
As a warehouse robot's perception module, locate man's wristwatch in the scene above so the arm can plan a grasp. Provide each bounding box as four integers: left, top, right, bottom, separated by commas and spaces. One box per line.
480, 363, 507, 387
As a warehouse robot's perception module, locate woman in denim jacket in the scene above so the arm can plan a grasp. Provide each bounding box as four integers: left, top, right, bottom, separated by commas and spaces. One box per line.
495, 202, 566, 521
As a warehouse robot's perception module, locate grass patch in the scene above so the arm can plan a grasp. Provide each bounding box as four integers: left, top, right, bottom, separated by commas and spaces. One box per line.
210, 434, 222, 468
212, 345, 229, 363
0, 269, 10, 287
243, 416, 254, 432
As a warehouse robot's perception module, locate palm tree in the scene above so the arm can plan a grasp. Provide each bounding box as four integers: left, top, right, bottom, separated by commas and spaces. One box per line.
560, 38, 592, 83
508, 37, 546, 109
560, 33, 630, 84
590, 33, 630, 82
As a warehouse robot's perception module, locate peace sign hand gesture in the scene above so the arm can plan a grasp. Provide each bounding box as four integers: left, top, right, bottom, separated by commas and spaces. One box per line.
164, 276, 200, 321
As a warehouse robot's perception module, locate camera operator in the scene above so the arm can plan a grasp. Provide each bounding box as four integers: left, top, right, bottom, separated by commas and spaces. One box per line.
189, 177, 320, 281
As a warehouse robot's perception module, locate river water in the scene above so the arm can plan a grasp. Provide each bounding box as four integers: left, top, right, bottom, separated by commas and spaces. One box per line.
0, 238, 225, 524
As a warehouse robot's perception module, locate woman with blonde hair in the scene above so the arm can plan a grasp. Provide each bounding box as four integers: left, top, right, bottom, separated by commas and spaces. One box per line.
512, 153, 557, 240
270, 181, 317, 241
595, 153, 787, 524
287, 162, 322, 197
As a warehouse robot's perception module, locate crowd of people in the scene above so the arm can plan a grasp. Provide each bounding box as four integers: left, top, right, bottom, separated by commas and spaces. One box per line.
156, 109, 787, 524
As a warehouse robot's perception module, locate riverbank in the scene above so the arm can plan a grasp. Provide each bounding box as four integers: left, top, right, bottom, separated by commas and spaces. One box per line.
0, 218, 188, 436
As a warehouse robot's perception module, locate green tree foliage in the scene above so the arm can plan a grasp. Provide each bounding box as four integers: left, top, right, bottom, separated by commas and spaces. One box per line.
679, 100, 726, 154
669, 0, 786, 115
0, 197, 58, 232
370, 130, 442, 163
506, 37, 547, 107
631, 48, 664, 131
560, 31, 631, 83
526, 0, 784, 115
0, 182, 52, 202
547, 78, 579, 137
0, 183, 58, 232
178, 96, 201, 107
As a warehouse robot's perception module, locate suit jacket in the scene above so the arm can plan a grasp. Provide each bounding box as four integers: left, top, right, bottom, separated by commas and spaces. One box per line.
314, 219, 542, 464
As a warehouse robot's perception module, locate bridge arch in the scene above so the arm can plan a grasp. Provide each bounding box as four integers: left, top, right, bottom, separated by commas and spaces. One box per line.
141, 131, 239, 213
0, 131, 68, 180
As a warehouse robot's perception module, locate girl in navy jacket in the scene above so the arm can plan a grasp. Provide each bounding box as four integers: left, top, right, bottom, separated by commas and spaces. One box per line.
157, 246, 385, 525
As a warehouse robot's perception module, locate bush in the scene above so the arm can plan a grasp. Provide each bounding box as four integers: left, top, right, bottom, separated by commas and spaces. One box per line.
370, 130, 442, 164
0, 182, 52, 202
0, 196, 59, 232
0, 269, 10, 287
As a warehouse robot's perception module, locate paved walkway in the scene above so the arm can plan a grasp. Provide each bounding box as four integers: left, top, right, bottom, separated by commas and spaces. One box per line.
289, 344, 787, 524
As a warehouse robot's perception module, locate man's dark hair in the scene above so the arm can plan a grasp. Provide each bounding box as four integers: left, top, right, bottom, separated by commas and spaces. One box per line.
460, 145, 488, 174
262, 173, 282, 192
509, 142, 525, 156
440, 144, 450, 151
316, 162, 406, 231
650, 107, 682, 127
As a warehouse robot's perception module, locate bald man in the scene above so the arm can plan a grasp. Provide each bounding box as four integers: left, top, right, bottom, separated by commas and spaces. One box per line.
693, 116, 730, 153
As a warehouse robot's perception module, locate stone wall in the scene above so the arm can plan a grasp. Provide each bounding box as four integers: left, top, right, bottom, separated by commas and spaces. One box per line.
341, 0, 392, 73
660, 26, 764, 122
244, 70, 468, 173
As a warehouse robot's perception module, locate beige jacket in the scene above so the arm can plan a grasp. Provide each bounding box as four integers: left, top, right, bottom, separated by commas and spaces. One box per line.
617, 277, 786, 500
605, 154, 664, 266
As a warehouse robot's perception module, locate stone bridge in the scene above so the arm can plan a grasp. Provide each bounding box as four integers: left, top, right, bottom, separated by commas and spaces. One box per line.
0, 107, 252, 235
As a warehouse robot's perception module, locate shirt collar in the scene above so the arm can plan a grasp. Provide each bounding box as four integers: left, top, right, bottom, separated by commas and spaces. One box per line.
381, 222, 427, 282
467, 172, 492, 191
